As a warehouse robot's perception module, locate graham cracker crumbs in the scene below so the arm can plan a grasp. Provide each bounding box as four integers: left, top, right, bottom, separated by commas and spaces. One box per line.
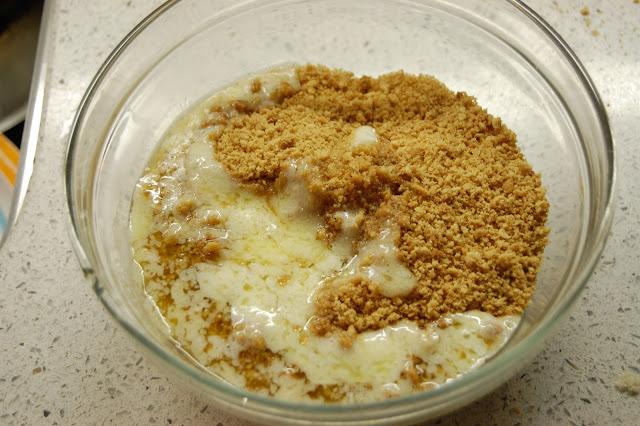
236, 344, 278, 391
250, 78, 262, 94
580, 6, 590, 16
615, 371, 640, 396
204, 308, 233, 338
401, 356, 428, 387
307, 384, 347, 402
208, 65, 549, 335
208, 311, 284, 392
209, 65, 549, 334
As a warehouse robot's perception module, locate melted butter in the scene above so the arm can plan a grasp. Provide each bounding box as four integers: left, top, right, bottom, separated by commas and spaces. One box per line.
205, 65, 300, 108
270, 159, 317, 218
186, 135, 236, 198
350, 125, 378, 147
326, 222, 417, 298
334, 210, 359, 231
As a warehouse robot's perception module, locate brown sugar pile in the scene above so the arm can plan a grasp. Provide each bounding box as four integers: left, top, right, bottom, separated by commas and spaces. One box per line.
209, 64, 549, 335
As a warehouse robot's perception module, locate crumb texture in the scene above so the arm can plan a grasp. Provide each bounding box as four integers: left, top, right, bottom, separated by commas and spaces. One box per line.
615, 372, 640, 396
211, 65, 549, 334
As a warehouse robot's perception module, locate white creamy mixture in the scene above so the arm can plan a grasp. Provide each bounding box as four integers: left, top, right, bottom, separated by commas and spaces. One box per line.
130, 67, 519, 403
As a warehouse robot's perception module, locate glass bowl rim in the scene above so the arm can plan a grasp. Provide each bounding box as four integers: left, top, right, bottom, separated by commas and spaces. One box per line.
64, 0, 616, 416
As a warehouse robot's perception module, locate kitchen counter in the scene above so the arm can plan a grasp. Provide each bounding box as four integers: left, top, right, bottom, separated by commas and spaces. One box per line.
1, 0, 638, 424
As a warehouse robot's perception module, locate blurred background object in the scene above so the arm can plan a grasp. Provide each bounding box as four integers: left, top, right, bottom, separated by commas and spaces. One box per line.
0, 0, 43, 136
0, 133, 19, 238
0, 0, 43, 239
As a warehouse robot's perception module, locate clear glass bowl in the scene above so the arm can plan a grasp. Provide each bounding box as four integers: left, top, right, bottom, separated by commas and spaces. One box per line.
65, 0, 615, 424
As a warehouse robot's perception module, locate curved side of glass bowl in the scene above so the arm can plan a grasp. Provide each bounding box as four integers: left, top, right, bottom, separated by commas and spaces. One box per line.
65, 0, 179, 277
64, 0, 615, 424
497, 0, 616, 346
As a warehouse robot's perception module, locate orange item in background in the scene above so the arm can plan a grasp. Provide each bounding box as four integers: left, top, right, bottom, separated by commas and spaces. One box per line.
0, 133, 19, 186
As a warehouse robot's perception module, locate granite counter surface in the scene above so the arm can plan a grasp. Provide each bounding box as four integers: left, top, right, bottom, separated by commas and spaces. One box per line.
1, 0, 639, 424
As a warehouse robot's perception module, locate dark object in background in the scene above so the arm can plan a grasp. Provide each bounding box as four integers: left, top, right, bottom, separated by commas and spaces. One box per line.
0, 0, 43, 136
0, 1, 27, 30
0, 1, 35, 33
4, 121, 24, 148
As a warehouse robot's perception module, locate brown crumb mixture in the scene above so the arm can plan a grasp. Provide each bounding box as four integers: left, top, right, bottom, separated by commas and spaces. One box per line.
209, 65, 549, 335
236, 344, 279, 391
307, 384, 348, 402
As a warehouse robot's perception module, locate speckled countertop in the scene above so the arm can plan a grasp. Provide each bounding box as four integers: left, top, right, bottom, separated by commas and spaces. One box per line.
0, 0, 638, 425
